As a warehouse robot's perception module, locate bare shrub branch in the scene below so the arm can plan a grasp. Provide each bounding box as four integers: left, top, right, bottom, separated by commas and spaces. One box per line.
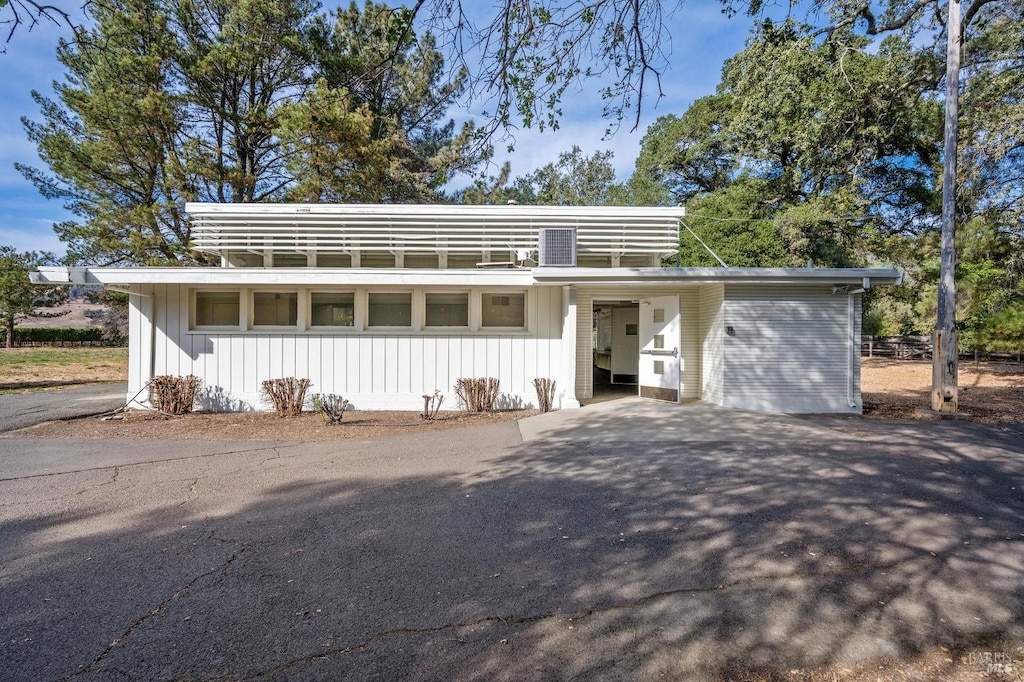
261, 377, 311, 416
148, 374, 201, 415
454, 377, 500, 412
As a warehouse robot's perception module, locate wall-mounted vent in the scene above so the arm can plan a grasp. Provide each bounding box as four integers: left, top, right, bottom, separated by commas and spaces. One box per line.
538, 227, 577, 267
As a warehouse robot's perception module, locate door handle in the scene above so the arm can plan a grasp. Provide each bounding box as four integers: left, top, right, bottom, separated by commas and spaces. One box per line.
640, 347, 678, 357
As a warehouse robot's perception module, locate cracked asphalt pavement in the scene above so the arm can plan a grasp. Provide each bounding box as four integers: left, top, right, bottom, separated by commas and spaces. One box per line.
1, 401, 1023, 680
0, 383, 128, 433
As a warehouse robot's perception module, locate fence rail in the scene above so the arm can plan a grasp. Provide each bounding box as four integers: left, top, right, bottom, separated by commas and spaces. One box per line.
861, 336, 1024, 363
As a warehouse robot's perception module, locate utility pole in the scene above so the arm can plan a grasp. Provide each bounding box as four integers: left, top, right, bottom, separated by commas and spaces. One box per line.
932, 0, 961, 412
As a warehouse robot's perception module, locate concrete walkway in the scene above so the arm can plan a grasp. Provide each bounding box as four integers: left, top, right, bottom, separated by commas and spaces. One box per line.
0, 382, 127, 433
1, 401, 1022, 680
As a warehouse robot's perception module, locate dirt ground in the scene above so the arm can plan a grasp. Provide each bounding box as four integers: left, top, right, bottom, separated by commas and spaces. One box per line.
730, 643, 1024, 681
7, 407, 533, 440
862, 358, 1024, 423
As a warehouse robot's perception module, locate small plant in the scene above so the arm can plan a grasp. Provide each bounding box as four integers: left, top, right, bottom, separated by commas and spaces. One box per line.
533, 377, 556, 413
149, 375, 202, 415
454, 377, 500, 412
312, 393, 349, 424
261, 377, 311, 416
421, 390, 444, 420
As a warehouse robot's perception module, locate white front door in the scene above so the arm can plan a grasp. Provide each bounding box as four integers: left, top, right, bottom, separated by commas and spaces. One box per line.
638, 295, 680, 402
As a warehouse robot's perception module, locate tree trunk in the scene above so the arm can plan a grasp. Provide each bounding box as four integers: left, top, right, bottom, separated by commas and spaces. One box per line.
5, 319, 14, 349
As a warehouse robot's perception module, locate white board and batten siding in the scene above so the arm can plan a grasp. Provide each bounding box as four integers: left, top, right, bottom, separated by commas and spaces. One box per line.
721, 285, 862, 413
129, 283, 567, 411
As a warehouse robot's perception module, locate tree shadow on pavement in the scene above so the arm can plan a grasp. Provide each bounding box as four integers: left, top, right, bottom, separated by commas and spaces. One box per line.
0, 413, 1022, 681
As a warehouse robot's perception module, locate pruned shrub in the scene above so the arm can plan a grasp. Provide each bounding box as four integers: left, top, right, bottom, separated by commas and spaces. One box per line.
421, 390, 444, 420
261, 377, 311, 416
149, 375, 201, 415
312, 393, 349, 425
533, 377, 556, 413
454, 377, 500, 412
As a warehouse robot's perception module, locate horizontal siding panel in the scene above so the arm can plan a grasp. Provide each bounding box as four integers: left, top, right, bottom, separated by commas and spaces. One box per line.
699, 284, 724, 406
722, 285, 857, 413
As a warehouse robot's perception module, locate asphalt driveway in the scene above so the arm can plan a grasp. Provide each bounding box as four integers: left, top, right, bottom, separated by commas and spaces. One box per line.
1, 400, 1022, 680
0, 382, 127, 432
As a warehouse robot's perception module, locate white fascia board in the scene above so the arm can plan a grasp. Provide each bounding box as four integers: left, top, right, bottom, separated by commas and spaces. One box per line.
31, 266, 535, 287
185, 202, 687, 221
532, 266, 903, 286
33, 264, 901, 288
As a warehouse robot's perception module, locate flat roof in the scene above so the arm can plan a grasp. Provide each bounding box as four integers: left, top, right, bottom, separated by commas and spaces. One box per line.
32, 265, 902, 288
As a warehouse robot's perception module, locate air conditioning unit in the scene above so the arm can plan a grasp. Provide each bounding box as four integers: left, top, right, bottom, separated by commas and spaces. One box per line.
538, 228, 577, 267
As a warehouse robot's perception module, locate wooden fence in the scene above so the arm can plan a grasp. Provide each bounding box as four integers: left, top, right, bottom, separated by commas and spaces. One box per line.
861, 336, 1024, 363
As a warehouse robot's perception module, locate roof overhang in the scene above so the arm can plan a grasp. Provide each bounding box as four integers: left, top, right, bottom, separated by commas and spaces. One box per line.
532, 266, 903, 287
30, 267, 536, 287
33, 265, 903, 289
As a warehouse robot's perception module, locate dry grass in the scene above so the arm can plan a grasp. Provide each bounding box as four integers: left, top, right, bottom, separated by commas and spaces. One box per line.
862, 358, 1024, 423
0, 347, 127, 392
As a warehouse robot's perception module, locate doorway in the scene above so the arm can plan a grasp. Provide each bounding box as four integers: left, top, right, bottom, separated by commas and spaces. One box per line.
590, 300, 640, 403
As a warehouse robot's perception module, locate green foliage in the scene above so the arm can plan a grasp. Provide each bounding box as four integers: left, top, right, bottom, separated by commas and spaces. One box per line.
634, 29, 942, 267
18, 0, 189, 265
20, 0, 487, 264
678, 180, 789, 267
0, 346, 127, 370
0, 247, 67, 349
504, 146, 618, 206
175, 0, 315, 205
0, 327, 106, 345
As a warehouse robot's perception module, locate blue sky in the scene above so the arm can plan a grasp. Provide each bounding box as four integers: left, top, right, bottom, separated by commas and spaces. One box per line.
0, 2, 756, 257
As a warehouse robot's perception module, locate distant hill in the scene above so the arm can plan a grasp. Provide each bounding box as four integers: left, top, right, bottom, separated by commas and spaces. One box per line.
22, 297, 109, 329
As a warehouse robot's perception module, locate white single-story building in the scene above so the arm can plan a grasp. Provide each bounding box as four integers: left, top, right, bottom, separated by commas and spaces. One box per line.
32, 203, 900, 413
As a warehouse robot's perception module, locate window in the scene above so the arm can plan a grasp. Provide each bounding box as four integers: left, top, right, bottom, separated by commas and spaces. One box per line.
368, 292, 412, 327
311, 292, 355, 327
317, 253, 351, 267
253, 292, 297, 326
272, 253, 308, 268
481, 292, 525, 328
195, 291, 240, 327
425, 292, 468, 327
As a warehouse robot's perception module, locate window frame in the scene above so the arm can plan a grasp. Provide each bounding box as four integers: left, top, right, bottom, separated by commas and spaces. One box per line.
478, 289, 528, 330
191, 289, 243, 331
309, 290, 357, 330
423, 290, 471, 330
250, 289, 301, 329
366, 290, 415, 329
